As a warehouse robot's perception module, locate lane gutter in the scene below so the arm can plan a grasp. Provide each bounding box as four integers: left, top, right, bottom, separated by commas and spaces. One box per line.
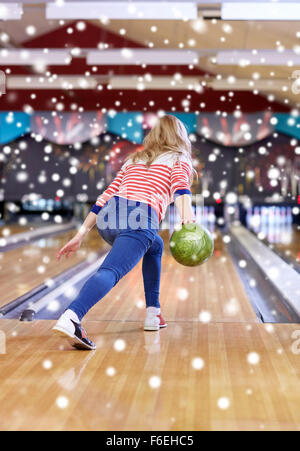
0, 250, 107, 321
225, 225, 300, 323
248, 228, 300, 275
0, 221, 77, 253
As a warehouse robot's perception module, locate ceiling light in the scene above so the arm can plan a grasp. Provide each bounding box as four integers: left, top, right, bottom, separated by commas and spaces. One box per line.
222, 2, 300, 20
0, 49, 71, 65
87, 49, 198, 65
216, 50, 300, 66
0, 3, 23, 20
46, 2, 197, 20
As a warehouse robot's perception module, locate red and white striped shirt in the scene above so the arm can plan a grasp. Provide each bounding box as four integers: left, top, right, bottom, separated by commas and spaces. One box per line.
94, 151, 192, 221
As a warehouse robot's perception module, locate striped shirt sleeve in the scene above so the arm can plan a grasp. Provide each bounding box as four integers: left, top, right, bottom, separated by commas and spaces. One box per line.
90, 167, 125, 215
170, 158, 192, 199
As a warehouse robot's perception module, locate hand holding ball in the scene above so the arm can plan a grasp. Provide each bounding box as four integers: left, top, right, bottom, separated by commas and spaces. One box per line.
169, 223, 214, 267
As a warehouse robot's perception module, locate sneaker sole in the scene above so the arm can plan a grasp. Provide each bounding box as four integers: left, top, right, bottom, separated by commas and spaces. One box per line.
52, 326, 96, 351
144, 324, 168, 331
144, 325, 159, 331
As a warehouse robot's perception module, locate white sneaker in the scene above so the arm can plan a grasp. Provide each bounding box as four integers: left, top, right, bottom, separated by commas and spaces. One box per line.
144, 307, 161, 331
52, 309, 96, 351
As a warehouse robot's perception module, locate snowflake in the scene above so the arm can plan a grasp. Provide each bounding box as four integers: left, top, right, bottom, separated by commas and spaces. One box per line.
106, 367, 116, 377
191, 357, 205, 370
199, 311, 212, 323
217, 397, 230, 410
177, 288, 189, 301
43, 360, 53, 370
247, 352, 260, 365
56, 396, 69, 409
148, 376, 161, 389
114, 339, 126, 352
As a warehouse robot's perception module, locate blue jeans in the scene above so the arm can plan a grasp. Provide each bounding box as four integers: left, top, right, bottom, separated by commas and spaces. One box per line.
68, 196, 163, 320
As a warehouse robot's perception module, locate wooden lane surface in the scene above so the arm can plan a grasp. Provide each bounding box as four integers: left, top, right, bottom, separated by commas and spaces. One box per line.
0, 228, 109, 308
0, 319, 299, 430
272, 226, 300, 264
0, 227, 257, 322
86, 229, 258, 323
0, 224, 36, 237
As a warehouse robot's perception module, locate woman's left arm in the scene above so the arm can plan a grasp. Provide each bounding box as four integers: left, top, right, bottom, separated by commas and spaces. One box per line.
57, 165, 126, 261
91, 167, 125, 214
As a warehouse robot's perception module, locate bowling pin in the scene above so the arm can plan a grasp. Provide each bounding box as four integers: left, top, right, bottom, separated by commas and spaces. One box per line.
287, 207, 293, 225
274, 207, 281, 227
280, 207, 286, 226
246, 207, 252, 229
251, 207, 261, 233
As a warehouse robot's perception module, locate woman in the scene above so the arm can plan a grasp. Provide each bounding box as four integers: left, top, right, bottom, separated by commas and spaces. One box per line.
53, 114, 196, 350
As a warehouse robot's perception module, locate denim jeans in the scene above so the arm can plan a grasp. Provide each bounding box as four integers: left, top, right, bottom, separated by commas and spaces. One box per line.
68, 196, 163, 320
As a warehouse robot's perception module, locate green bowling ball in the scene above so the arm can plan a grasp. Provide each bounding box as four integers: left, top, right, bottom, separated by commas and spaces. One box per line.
169, 223, 214, 267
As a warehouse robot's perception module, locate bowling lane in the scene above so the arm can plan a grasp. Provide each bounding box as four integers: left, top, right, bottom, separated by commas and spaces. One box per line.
245, 206, 300, 267
0, 222, 74, 238
84, 229, 258, 324
247, 221, 300, 269
267, 225, 300, 267
0, 228, 109, 308
0, 224, 37, 237
0, 319, 299, 430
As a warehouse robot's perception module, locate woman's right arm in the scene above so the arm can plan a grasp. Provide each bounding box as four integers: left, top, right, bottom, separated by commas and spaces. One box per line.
171, 158, 195, 224
175, 194, 195, 224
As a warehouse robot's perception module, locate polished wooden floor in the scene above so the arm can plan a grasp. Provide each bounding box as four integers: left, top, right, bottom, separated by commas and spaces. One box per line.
0, 224, 35, 236
86, 230, 258, 324
0, 227, 299, 430
0, 320, 299, 430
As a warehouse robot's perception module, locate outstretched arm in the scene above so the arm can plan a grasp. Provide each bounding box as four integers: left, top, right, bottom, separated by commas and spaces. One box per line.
56, 212, 97, 261
57, 166, 125, 261
171, 158, 195, 224
175, 194, 195, 224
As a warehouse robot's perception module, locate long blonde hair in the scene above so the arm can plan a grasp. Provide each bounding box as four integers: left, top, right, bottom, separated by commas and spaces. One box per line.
128, 115, 194, 172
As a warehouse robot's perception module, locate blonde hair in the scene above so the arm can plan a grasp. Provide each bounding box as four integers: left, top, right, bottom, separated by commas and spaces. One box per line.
128, 115, 194, 171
